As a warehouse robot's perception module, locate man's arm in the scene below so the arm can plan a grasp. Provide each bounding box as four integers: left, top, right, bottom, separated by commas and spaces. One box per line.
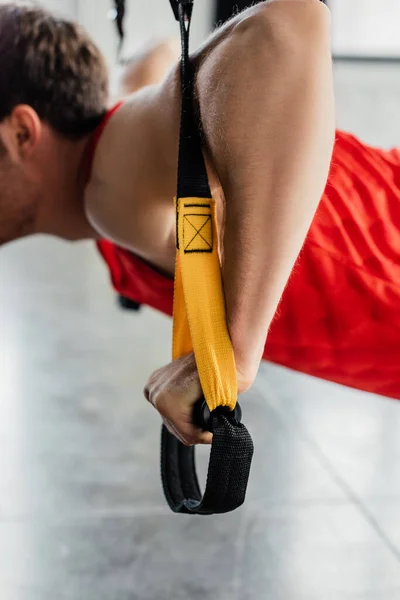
198, 0, 334, 387
144, 0, 334, 445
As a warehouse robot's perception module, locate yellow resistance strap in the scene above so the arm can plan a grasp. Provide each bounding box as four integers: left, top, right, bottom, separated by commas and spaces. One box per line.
161, 196, 253, 515
173, 197, 237, 412
160, 0, 253, 516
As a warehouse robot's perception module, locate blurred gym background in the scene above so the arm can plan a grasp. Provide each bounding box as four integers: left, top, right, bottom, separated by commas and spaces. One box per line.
1, 1, 400, 599
25, 0, 400, 65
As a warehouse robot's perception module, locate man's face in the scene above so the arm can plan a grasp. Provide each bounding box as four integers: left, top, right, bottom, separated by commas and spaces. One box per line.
0, 140, 36, 247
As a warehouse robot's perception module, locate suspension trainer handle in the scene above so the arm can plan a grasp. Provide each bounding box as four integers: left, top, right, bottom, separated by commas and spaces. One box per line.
160, 0, 254, 515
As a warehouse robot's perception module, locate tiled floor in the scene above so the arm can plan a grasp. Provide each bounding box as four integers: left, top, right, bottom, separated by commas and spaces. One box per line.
1, 62, 400, 599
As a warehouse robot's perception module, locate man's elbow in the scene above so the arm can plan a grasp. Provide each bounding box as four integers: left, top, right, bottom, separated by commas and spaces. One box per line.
233, 0, 331, 60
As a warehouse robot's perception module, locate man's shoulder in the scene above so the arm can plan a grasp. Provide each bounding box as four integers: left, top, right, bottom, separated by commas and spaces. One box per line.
84, 86, 178, 263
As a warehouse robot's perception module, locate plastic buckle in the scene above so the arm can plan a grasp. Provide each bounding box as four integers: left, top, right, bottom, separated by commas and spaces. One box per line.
193, 398, 242, 432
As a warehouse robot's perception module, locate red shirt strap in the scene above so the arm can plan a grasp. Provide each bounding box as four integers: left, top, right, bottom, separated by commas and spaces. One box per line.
86, 101, 124, 178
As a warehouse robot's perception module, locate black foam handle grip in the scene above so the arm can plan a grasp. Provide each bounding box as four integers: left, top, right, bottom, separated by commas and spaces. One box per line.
193, 397, 243, 432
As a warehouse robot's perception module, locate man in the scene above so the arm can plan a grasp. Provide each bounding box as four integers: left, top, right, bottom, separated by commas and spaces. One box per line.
2, 1, 390, 447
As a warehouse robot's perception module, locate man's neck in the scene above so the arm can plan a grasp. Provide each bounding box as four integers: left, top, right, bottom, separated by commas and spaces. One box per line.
35, 133, 99, 241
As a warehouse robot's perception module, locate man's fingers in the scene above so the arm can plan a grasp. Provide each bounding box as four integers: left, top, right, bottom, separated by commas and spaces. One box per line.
163, 419, 212, 447
196, 431, 213, 445
163, 419, 192, 446
145, 384, 213, 446
144, 357, 212, 446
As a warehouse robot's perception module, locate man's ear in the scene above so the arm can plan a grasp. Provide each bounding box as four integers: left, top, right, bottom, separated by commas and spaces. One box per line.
9, 105, 42, 158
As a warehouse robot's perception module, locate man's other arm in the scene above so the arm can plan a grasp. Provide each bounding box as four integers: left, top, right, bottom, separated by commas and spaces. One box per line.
197, 0, 334, 388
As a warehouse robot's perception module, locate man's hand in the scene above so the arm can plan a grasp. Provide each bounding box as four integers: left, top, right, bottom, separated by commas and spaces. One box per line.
144, 353, 212, 446
144, 353, 252, 446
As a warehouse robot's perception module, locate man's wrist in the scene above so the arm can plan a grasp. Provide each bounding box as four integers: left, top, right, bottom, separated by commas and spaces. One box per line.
235, 354, 260, 395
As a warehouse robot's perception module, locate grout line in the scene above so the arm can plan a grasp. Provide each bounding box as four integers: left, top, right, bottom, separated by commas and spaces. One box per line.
253, 376, 400, 564
299, 434, 400, 563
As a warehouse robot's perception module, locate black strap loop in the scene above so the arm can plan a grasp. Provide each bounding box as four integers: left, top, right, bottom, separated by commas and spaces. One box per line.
161, 0, 254, 515
162, 412, 254, 514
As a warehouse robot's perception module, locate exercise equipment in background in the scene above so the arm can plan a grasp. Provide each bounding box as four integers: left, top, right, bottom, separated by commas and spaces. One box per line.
109, 0, 126, 60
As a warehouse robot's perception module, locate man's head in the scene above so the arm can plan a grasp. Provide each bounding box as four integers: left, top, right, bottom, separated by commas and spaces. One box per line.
0, 3, 109, 244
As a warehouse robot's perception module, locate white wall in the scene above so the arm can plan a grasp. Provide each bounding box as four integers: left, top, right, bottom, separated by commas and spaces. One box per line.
8, 1, 400, 60
78, 0, 213, 70
0, 0, 212, 69
0, 0, 79, 19
331, 0, 400, 57
37, 0, 78, 18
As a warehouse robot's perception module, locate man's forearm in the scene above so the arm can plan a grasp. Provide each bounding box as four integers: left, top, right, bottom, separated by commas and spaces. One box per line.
198, 0, 334, 386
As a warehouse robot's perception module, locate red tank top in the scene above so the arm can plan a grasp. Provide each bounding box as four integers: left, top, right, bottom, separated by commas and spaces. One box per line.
92, 105, 400, 399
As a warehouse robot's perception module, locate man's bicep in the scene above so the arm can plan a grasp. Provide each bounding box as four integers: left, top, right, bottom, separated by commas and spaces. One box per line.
196, 0, 332, 184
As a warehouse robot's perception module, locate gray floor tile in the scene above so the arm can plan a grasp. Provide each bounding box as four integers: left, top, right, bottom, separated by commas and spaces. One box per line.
0, 590, 43, 600
258, 364, 400, 500
0, 586, 65, 600
237, 391, 345, 506
0, 514, 242, 600
0, 240, 171, 519
360, 499, 400, 556
1, 503, 400, 600
239, 503, 400, 600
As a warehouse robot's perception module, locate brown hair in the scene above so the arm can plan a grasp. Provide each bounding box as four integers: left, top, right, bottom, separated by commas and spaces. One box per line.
0, 3, 109, 139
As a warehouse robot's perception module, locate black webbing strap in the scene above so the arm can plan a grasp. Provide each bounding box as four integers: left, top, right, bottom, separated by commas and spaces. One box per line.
161, 0, 254, 515
162, 412, 254, 514
112, 0, 126, 61
175, 0, 211, 200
